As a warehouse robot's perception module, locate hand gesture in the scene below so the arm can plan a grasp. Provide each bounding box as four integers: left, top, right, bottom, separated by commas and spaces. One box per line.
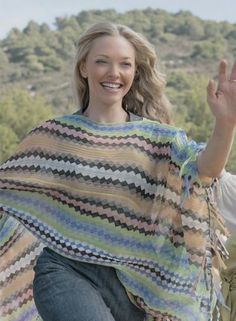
207, 59, 236, 128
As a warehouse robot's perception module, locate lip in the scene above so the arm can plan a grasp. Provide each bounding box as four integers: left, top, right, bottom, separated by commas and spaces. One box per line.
100, 82, 123, 89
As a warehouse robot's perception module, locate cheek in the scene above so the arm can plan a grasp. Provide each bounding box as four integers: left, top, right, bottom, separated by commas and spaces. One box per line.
126, 71, 135, 86
88, 65, 105, 78
123, 77, 135, 95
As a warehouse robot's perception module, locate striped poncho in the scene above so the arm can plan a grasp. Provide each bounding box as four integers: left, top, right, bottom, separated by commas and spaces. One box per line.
0, 112, 227, 321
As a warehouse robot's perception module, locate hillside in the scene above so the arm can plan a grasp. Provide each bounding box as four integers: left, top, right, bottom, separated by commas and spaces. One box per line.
0, 8, 236, 172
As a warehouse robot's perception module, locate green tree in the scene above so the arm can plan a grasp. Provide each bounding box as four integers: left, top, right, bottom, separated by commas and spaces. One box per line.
0, 48, 9, 69
173, 11, 205, 39
25, 54, 44, 72
173, 75, 213, 141
23, 21, 40, 36
39, 55, 63, 71
204, 21, 220, 39
0, 88, 53, 162
0, 125, 19, 161
191, 40, 226, 60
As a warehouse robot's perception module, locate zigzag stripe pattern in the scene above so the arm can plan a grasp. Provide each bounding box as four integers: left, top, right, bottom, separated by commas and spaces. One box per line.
0, 114, 227, 321
0, 215, 44, 321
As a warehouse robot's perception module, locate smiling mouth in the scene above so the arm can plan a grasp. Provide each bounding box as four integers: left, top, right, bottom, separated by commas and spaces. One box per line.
101, 82, 122, 89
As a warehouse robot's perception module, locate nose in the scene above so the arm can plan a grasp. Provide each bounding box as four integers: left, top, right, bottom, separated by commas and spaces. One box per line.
107, 63, 120, 78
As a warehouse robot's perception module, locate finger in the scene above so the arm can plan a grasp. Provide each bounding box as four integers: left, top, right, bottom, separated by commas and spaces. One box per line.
207, 79, 216, 93
218, 60, 227, 85
229, 59, 236, 80
207, 80, 217, 103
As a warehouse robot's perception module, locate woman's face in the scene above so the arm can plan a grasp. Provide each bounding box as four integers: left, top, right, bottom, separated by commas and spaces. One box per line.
80, 35, 136, 110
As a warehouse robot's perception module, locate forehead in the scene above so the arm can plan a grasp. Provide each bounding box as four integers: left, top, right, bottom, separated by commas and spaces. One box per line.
88, 35, 135, 59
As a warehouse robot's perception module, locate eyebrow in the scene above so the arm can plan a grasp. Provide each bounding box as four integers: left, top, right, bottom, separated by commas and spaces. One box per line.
95, 54, 133, 60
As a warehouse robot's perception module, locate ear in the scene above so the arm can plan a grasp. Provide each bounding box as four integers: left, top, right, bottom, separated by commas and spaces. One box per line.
79, 61, 88, 78
134, 68, 140, 81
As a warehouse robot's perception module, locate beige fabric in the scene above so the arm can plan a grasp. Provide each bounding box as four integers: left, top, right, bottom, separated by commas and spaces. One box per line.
219, 236, 236, 321
212, 171, 236, 321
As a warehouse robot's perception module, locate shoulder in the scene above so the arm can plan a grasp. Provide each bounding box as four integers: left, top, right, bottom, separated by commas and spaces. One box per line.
33, 113, 84, 129
141, 118, 185, 136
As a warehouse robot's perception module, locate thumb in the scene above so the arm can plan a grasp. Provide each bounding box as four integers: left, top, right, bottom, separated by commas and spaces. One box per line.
207, 79, 217, 104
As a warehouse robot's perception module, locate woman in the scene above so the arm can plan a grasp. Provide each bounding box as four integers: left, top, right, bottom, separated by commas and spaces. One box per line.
214, 170, 236, 321
0, 22, 236, 321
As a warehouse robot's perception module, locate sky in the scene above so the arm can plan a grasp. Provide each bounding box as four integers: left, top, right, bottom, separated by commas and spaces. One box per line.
1, 0, 236, 40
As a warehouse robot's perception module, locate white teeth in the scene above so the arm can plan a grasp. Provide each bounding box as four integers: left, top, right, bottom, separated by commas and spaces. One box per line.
101, 82, 121, 89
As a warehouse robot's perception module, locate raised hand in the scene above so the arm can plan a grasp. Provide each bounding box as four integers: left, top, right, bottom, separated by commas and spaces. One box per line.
207, 59, 236, 128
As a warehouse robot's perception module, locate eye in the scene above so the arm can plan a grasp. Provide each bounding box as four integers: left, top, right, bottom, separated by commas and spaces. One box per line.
95, 60, 107, 64
121, 62, 132, 67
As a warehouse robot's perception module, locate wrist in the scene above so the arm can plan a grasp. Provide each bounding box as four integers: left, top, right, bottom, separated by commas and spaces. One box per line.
214, 118, 235, 135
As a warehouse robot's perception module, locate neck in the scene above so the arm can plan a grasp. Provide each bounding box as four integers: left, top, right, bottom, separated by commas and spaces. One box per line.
83, 105, 129, 124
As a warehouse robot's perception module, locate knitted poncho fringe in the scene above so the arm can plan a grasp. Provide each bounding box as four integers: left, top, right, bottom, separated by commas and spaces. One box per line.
0, 113, 228, 321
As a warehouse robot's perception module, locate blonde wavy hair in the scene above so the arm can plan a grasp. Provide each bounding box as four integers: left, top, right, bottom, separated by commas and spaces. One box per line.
73, 21, 172, 124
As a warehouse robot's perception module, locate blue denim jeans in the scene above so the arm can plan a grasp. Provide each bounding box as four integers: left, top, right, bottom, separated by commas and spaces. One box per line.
33, 248, 146, 321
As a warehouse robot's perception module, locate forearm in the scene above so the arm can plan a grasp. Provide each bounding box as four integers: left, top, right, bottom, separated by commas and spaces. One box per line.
197, 120, 235, 178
